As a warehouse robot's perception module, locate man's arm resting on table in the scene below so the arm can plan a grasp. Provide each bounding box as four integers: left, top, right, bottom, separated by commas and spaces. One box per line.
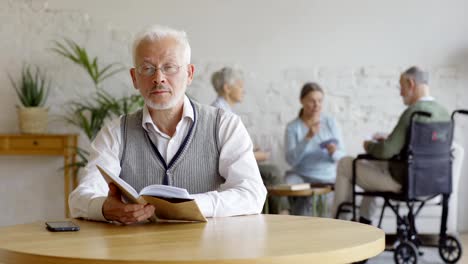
194, 112, 267, 217
69, 117, 125, 222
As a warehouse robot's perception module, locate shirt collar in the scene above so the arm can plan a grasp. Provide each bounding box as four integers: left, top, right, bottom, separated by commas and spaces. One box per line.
141, 95, 194, 135
418, 96, 435, 102
215, 96, 233, 113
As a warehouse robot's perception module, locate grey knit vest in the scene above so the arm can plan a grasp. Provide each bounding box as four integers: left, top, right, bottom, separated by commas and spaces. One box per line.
119, 100, 225, 194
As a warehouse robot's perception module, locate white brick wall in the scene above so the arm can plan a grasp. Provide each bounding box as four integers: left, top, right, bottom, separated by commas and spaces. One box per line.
1, 0, 467, 230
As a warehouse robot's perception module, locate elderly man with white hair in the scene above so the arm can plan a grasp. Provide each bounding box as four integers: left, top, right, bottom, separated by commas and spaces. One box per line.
332, 66, 451, 225
69, 25, 267, 224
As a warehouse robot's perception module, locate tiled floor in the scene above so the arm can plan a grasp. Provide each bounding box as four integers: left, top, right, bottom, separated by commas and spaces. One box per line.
369, 232, 467, 263
463, 233, 468, 260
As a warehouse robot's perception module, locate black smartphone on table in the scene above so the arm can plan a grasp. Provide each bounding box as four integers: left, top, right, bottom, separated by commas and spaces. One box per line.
45, 221, 80, 232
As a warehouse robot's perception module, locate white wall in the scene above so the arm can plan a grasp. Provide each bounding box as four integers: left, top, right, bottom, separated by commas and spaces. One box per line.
1, 0, 467, 230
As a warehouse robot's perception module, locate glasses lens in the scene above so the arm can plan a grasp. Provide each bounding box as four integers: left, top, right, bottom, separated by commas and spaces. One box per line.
137, 64, 181, 76
138, 65, 155, 76
162, 64, 179, 75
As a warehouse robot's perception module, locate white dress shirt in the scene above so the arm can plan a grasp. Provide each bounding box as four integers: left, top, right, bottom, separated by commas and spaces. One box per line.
69, 95, 267, 221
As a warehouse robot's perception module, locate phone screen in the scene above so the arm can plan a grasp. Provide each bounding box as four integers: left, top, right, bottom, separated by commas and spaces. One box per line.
46, 221, 80, 231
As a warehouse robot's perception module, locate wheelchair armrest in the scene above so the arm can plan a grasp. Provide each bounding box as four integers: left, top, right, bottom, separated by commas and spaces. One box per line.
452, 109, 468, 122
355, 154, 389, 161
355, 154, 374, 160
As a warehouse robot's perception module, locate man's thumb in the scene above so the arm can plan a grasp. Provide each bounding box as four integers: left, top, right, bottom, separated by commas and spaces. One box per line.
108, 183, 121, 197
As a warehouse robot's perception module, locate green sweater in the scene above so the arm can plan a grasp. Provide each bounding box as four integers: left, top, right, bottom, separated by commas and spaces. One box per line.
367, 100, 450, 159
366, 100, 450, 182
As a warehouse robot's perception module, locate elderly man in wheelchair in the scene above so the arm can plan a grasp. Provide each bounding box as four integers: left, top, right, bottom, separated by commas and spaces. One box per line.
332, 66, 467, 264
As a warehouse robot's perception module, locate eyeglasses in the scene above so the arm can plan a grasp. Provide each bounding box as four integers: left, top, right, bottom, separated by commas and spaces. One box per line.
136, 63, 183, 77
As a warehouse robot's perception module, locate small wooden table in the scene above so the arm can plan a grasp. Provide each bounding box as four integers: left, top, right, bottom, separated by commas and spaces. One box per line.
267, 186, 333, 216
0, 134, 78, 217
0, 215, 385, 264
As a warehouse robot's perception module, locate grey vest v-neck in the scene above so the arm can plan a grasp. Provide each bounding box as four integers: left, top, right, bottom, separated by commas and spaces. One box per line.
119, 100, 224, 194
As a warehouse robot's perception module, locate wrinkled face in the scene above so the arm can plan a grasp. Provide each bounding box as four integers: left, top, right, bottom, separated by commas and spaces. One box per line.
226, 79, 244, 103
130, 37, 194, 110
399, 75, 413, 106
301, 91, 323, 116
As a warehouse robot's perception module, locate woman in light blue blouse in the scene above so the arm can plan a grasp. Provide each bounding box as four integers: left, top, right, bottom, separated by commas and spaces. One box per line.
285, 82, 345, 215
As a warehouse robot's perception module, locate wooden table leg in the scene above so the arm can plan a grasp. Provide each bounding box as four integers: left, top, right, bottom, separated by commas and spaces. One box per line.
64, 152, 70, 218
64, 135, 78, 218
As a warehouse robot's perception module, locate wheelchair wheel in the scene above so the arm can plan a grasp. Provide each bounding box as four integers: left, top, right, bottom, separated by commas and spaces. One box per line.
394, 241, 418, 264
439, 235, 462, 263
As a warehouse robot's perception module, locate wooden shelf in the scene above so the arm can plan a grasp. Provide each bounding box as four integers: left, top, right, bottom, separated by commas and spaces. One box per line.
0, 134, 78, 217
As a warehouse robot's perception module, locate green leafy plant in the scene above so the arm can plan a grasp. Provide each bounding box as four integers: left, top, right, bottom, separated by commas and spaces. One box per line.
64, 94, 115, 140
52, 38, 144, 170
51, 38, 125, 87
63, 91, 143, 141
9, 65, 50, 107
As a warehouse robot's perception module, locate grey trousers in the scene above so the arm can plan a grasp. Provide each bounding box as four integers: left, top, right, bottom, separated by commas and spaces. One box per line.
259, 163, 281, 214
331, 156, 401, 220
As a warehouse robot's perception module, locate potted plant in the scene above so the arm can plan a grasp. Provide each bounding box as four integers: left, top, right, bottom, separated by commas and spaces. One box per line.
9, 65, 51, 134
51, 38, 143, 170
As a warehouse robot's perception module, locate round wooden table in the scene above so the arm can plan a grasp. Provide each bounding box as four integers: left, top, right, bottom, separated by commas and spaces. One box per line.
0, 214, 385, 264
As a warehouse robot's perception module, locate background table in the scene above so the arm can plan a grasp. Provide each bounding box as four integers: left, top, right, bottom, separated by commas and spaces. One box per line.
0, 214, 385, 264
267, 186, 333, 216
0, 134, 78, 217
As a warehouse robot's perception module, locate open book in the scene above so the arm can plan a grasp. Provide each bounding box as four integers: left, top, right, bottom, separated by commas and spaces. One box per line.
96, 165, 206, 222
319, 138, 338, 149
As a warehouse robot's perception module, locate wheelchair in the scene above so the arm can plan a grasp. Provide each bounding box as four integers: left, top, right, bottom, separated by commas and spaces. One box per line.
336, 109, 468, 264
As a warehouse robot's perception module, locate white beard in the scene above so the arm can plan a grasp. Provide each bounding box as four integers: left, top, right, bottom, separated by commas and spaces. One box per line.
145, 90, 185, 110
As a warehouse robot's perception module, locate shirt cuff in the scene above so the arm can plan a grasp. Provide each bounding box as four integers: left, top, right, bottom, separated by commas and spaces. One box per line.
88, 196, 108, 221
192, 193, 215, 218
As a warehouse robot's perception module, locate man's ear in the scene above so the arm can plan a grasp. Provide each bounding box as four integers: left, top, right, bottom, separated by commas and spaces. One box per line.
186, 64, 195, 85
407, 78, 416, 89
130, 68, 138, 90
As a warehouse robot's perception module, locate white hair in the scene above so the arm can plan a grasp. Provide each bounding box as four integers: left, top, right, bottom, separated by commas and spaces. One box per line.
131, 25, 191, 66
211, 67, 244, 95
402, 66, 429, 85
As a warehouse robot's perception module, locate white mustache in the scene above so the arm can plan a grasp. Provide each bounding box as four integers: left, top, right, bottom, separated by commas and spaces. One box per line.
150, 85, 170, 92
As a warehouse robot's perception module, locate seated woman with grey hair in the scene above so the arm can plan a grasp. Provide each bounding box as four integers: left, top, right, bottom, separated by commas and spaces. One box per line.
210, 67, 270, 160
210, 67, 281, 213
210, 67, 245, 113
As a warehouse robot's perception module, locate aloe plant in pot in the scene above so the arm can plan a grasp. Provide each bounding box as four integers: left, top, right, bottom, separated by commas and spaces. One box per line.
9, 65, 51, 134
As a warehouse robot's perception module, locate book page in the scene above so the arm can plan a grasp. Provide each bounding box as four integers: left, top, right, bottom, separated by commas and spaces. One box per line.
140, 185, 192, 200
271, 183, 311, 191
96, 165, 140, 203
